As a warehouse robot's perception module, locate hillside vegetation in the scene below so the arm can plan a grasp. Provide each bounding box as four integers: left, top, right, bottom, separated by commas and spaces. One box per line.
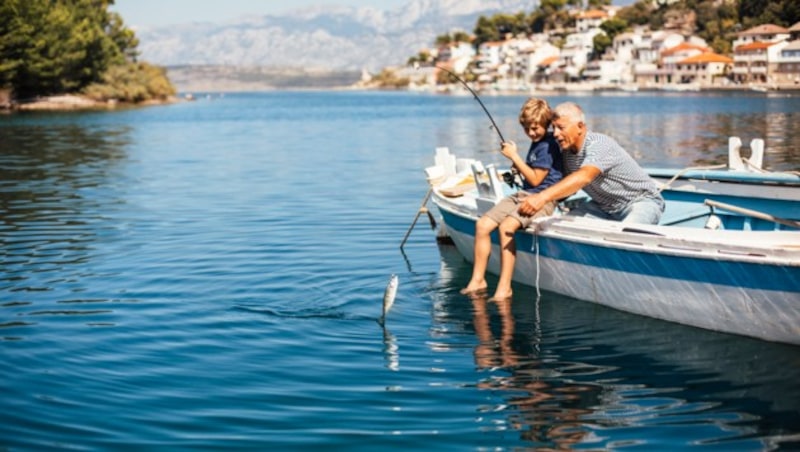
0, 0, 175, 105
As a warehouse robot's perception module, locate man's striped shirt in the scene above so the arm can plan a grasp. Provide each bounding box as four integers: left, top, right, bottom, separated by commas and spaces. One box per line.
563, 131, 663, 214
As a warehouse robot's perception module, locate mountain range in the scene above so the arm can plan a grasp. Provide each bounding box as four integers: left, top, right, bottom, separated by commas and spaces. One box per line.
135, 0, 539, 72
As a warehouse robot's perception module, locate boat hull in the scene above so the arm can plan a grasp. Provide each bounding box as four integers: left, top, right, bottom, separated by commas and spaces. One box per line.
436, 198, 800, 345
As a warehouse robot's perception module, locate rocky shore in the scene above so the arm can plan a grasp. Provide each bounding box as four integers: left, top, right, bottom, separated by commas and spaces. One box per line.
1, 93, 181, 112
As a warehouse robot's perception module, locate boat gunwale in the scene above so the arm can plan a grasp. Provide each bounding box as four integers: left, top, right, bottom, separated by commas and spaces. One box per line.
431, 190, 800, 266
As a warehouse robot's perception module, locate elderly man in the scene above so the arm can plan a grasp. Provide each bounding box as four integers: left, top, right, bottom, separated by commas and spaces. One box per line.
517, 102, 664, 224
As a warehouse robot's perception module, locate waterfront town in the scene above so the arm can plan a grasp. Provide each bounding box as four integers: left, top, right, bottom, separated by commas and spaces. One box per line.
376, 7, 800, 93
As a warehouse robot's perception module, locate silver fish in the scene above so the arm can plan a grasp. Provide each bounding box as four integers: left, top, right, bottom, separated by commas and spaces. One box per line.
381, 274, 399, 324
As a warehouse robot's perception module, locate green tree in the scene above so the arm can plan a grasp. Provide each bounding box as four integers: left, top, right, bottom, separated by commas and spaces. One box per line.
84, 62, 175, 102
407, 50, 434, 66
593, 33, 612, 57
0, 0, 171, 103
472, 12, 533, 48
616, 1, 654, 27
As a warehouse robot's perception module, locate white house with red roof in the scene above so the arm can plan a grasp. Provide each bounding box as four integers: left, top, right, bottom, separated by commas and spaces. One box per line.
674, 52, 733, 85
575, 9, 610, 33
733, 24, 790, 48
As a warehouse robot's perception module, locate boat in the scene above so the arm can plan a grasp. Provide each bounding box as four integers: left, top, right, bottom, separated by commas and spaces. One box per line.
422, 137, 800, 345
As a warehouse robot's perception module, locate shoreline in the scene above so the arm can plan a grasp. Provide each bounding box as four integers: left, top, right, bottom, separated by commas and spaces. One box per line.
2, 94, 183, 112
4, 83, 798, 113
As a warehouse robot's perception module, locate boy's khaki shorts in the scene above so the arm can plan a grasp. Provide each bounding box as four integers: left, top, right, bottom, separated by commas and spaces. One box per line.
484, 191, 557, 228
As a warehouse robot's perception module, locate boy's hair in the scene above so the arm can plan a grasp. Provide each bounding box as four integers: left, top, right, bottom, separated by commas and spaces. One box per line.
518, 98, 552, 128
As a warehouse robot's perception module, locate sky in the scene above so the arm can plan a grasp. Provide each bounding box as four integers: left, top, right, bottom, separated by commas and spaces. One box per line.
111, 0, 410, 28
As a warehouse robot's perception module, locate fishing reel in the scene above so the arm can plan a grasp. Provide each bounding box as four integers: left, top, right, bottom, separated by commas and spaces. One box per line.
501, 169, 522, 189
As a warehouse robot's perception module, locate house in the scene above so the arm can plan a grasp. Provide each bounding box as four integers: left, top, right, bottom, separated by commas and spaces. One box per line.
733, 24, 790, 48
790, 22, 800, 40
518, 41, 560, 83
575, 9, 609, 33
582, 59, 627, 84
773, 40, 800, 86
631, 30, 685, 86
531, 55, 560, 85
733, 40, 789, 84
556, 28, 601, 81
660, 41, 711, 84
474, 40, 504, 79
674, 52, 733, 85
436, 41, 476, 74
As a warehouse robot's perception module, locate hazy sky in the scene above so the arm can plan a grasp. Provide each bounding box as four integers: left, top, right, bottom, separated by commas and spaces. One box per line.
112, 0, 411, 28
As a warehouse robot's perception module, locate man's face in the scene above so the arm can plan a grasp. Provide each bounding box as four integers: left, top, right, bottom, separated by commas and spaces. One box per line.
552, 116, 582, 153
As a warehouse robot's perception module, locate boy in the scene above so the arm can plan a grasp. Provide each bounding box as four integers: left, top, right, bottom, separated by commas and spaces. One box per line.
461, 98, 563, 301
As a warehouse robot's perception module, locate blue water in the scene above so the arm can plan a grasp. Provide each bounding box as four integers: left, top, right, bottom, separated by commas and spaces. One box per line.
1, 91, 799, 450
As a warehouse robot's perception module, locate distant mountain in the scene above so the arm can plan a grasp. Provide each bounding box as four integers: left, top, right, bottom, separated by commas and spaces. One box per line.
135, 0, 539, 72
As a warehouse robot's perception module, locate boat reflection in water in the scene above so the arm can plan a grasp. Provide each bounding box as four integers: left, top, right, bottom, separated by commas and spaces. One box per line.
431, 244, 800, 450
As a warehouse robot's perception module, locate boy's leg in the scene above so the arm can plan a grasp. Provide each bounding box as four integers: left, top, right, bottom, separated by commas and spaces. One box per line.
462, 196, 518, 294
492, 200, 557, 301
492, 217, 523, 301
461, 215, 498, 294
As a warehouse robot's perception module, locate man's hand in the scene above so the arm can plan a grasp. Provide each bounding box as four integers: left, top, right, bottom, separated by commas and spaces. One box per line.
518, 193, 548, 216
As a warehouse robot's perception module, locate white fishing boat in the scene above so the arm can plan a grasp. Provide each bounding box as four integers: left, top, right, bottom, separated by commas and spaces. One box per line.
422, 137, 800, 345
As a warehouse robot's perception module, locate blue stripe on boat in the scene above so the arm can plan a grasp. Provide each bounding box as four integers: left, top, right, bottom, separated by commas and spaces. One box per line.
439, 209, 800, 293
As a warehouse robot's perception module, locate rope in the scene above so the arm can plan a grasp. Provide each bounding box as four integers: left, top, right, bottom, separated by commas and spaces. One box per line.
656, 163, 727, 193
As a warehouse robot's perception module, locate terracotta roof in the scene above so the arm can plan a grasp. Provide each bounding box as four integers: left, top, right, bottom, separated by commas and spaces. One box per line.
735, 41, 779, 52
678, 52, 733, 64
577, 10, 608, 20
739, 24, 789, 36
662, 42, 709, 56
789, 22, 800, 32
539, 56, 559, 66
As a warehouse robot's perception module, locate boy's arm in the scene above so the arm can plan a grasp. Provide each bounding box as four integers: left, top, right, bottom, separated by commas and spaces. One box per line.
501, 141, 549, 186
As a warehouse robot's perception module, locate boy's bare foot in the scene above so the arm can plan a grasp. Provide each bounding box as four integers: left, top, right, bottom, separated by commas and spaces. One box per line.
460, 281, 488, 294
489, 289, 513, 302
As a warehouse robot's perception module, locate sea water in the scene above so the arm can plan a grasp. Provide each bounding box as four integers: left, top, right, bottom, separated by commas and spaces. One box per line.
1, 90, 799, 450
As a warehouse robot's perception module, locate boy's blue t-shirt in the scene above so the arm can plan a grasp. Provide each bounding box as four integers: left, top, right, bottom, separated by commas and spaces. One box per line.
522, 132, 563, 193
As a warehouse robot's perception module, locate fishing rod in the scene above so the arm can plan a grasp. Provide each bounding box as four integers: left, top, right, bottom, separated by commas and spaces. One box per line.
420, 63, 521, 189
430, 64, 506, 145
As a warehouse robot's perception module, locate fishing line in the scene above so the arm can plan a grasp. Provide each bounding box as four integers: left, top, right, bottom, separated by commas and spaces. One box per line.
534, 228, 541, 299
431, 64, 506, 144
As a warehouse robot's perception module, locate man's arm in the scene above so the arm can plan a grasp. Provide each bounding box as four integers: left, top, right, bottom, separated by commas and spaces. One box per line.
518, 165, 600, 215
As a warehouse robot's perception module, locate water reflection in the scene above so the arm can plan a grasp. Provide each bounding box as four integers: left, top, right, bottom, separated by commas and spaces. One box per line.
433, 243, 800, 450
467, 291, 600, 449
0, 121, 132, 330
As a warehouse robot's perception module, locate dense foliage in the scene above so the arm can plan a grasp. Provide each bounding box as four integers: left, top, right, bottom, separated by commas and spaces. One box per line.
0, 0, 174, 102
